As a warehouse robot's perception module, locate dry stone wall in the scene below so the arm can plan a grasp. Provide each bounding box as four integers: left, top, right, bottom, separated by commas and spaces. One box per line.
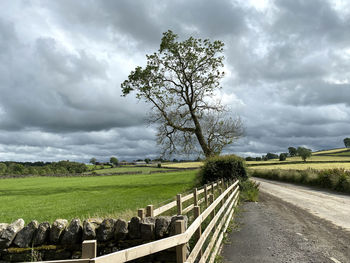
0, 215, 188, 263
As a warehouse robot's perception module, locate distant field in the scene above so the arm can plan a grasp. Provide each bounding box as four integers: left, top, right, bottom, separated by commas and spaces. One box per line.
85, 166, 168, 174
327, 151, 350, 156
86, 164, 112, 170
313, 148, 349, 155
162, 162, 203, 169
249, 162, 350, 170
247, 155, 350, 165
0, 170, 198, 223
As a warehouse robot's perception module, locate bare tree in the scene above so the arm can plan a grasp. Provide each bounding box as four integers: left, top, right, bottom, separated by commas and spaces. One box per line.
121, 30, 243, 157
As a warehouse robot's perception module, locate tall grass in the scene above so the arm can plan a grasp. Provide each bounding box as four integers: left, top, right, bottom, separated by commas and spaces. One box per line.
239, 179, 260, 202
251, 168, 350, 194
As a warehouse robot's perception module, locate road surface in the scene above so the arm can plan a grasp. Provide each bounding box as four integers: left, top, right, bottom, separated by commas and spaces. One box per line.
222, 179, 350, 263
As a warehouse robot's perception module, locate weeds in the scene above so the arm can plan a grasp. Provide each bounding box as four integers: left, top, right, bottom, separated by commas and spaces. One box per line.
239, 179, 260, 202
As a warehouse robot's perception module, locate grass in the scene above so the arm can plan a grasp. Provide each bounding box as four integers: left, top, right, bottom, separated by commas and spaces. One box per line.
239, 179, 260, 202
249, 162, 350, 170
247, 155, 350, 165
162, 162, 203, 169
85, 166, 168, 174
0, 170, 199, 224
313, 148, 349, 155
327, 151, 350, 156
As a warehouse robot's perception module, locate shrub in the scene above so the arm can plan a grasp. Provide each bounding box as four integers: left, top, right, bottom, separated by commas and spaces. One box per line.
200, 155, 247, 184
279, 153, 287, 161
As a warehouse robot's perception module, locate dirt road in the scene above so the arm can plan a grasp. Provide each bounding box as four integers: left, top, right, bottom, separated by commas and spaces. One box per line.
255, 178, 350, 231
222, 179, 350, 263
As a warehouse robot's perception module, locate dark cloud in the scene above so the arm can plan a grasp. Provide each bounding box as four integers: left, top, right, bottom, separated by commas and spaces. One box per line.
0, 0, 349, 161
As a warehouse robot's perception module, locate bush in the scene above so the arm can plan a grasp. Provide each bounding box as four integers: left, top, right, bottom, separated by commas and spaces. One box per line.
279, 153, 287, 161
200, 155, 247, 184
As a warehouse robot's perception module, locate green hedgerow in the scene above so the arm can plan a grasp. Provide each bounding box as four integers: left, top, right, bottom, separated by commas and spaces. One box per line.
200, 155, 247, 184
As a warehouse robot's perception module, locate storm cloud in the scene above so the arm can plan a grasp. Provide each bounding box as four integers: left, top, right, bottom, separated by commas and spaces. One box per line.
0, 0, 349, 161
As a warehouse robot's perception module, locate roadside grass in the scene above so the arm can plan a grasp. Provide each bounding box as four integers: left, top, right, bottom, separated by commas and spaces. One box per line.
249, 162, 350, 170
250, 168, 350, 194
239, 179, 260, 202
0, 170, 199, 223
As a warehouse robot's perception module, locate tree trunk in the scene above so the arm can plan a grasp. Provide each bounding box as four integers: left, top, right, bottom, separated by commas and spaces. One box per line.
190, 111, 213, 157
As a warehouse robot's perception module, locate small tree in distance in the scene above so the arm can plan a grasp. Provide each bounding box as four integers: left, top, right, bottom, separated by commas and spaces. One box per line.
89, 158, 97, 165
288, 147, 297, 157
279, 153, 287, 161
297, 147, 312, 162
344, 138, 350, 148
110, 157, 119, 166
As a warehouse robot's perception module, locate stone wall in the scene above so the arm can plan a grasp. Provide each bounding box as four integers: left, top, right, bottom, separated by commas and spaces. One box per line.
0, 215, 188, 262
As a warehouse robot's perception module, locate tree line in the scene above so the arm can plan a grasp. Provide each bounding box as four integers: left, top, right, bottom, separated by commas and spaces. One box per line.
0, 161, 87, 175
245, 146, 312, 162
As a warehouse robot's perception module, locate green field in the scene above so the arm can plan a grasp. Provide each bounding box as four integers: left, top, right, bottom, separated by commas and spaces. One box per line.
85, 166, 168, 174
0, 170, 199, 223
247, 148, 350, 170
313, 148, 350, 155
249, 162, 350, 170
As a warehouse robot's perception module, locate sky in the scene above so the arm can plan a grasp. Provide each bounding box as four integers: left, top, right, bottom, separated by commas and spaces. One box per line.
0, 0, 350, 162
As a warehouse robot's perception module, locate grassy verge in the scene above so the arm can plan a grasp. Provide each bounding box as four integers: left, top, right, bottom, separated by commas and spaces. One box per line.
251, 168, 350, 194
239, 179, 260, 202
0, 170, 199, 223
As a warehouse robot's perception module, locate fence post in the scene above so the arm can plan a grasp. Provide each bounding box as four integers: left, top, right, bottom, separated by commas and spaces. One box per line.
194, 206, 203, 257
177, 194, 182, 215
193, 188, 198, 206
211, 183, 214, 195
204, 184, 208, 206
138, 208, 145, 219
175, 220, 186, 263
209, 194, 215, 219
82, 240, 97, 259
146, 205, 154, 217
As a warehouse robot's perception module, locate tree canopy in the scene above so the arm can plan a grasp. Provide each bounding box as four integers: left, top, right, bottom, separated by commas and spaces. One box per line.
121, 30, 243, 157
288, 147, 297, 157
297, 147, 312, 162
89, 158, 97, 165
344, 138, 350, 148
110, 157, 119, 166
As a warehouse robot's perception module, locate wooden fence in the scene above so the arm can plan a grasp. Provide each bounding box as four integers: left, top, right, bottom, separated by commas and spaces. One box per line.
33, 179, 240, 263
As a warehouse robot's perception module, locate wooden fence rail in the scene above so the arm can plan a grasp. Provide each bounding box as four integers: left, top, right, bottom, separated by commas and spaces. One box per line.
33, 179, 240, 263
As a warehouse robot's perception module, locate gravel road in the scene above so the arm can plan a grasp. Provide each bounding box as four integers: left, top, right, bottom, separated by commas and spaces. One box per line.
222, 180, 350, 263
255, 178, 350, 231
